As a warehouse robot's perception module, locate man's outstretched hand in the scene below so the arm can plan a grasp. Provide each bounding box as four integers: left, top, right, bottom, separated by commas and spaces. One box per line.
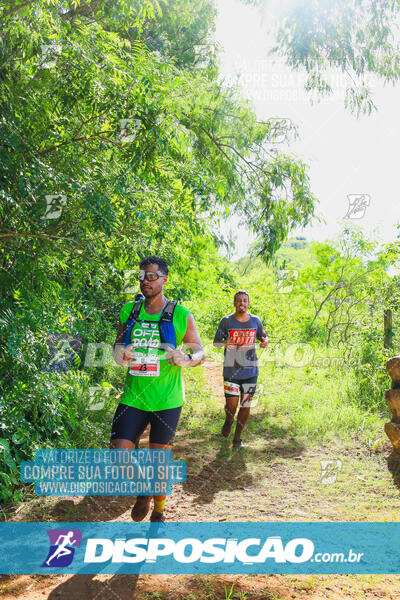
113, 344, 134, 366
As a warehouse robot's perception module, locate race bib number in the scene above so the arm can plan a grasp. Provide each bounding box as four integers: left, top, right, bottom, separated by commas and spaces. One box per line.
224, 381, 240, 396
229, 329, 256, 346
129, 354, 160, 377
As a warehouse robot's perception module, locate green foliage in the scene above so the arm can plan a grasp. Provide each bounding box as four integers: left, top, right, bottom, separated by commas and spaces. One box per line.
232, 228, 398, 420
3, 0, 396, 509
270, 0, 400, 116
0, 368, 115, 503
350, 330, 391, 414
0, 0, 317, 505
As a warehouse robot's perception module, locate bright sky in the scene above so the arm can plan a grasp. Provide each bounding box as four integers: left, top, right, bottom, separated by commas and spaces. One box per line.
215, 0, 400, 257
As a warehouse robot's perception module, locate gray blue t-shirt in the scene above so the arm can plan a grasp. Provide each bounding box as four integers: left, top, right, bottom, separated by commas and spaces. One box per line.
213, 313, 266, 380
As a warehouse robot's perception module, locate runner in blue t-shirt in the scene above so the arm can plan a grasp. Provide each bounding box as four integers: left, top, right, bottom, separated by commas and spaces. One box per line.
213, 290, 269, 448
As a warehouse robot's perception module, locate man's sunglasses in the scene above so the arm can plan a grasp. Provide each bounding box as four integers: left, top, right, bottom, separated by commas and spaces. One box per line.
137, 270, 165, 282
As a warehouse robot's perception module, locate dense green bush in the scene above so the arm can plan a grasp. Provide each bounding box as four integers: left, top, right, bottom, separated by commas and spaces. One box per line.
350, 329, 393, 414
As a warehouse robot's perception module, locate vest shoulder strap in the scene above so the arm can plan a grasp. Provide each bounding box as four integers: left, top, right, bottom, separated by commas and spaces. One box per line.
123, 298, 143, 332
130, 298, 144, 321
160, 300, 178, 323
122, 298, 144, 347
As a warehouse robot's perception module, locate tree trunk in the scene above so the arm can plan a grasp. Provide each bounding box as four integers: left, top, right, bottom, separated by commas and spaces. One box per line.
384, 309, 393, 349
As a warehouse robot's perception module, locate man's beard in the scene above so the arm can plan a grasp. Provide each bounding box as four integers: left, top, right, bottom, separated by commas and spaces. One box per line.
141, 287, 159, 298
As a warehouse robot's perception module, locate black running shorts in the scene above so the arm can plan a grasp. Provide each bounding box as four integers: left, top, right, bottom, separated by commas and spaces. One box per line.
110, 403, 182, 445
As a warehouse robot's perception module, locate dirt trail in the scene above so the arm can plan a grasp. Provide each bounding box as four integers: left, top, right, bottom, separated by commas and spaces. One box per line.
3, 367, 400, 598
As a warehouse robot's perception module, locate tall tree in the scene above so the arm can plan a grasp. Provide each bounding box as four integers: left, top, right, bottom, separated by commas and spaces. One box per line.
0, 0, 317, 501
249, 0, 400, 115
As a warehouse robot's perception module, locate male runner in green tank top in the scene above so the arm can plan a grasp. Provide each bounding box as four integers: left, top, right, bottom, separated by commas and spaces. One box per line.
112, 256, 205, 522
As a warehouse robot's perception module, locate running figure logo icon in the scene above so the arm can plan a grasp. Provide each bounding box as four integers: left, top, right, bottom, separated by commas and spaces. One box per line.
42, 529, 82, 567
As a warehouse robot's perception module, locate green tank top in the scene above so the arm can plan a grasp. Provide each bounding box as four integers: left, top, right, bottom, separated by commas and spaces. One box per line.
118, 301, 190, 411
